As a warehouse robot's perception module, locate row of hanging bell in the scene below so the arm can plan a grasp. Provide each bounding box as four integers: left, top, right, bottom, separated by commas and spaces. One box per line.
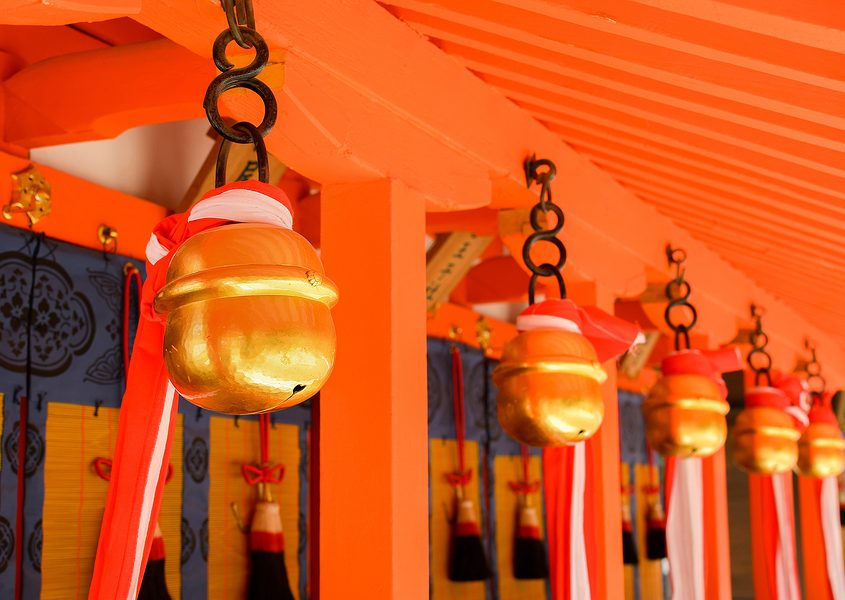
733, 374, 844, 477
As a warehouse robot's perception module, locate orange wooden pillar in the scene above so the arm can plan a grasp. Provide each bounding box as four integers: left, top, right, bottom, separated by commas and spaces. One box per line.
319, 180, 428, 600
797, 476, 831, 599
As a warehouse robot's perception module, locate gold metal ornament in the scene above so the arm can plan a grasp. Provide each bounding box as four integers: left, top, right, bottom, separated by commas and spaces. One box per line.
5, 166, 51, 226
154, 222, 337, 414
796, 420, 845, 478
732, 397, 800, 474
643, 372, 729, 458
493, 329, 607, 447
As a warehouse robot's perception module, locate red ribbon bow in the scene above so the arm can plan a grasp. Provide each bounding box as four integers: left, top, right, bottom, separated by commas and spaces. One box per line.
242, 463, 286, 486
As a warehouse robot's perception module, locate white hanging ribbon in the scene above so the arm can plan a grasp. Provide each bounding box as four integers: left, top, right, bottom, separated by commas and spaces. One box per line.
667, 457, 705, 600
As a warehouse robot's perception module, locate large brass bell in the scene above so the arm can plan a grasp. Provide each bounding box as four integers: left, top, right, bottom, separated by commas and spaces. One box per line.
155, 222, 338, 414
643, 350, 731, 457
796, 402, 845, 478
732, 387, 800, 474
493, 327, 607, 447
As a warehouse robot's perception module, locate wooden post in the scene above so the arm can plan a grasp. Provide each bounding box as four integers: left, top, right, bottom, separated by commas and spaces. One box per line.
319, 180, 427, 600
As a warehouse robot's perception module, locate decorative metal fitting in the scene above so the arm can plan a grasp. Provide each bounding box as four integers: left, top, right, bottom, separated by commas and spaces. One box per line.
4, 166, 51, 226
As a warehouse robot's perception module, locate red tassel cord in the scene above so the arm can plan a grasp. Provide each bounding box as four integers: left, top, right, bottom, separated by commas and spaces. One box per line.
121, 263, 142, 378
447, 345, 491, 582
242, 413, 295, 600
92, 459, 173, 600
509, 444, 548, 579
14, 392, 28, 600
644, 447, 667, 560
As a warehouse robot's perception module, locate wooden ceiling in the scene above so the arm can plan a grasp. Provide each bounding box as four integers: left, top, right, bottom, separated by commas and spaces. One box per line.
381, 0, 845, 342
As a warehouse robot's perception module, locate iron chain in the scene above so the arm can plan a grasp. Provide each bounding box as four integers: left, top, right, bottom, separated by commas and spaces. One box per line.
664, 245, 698, 351
203, 0, 277, 188
523, 155, 566, 304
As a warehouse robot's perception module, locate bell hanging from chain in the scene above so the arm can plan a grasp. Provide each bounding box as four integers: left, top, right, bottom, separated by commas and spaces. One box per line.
732, 383, 801, 474
155, 182, 338, 414
494, 299, 640, 447
643, 348, 739, 457
796, 393, 845, 478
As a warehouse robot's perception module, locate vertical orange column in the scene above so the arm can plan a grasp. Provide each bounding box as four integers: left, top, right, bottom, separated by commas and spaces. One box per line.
593, 356, 624, 600
320, 180, 428, 600
798, 476, 830, 599
702, 449, 732, 600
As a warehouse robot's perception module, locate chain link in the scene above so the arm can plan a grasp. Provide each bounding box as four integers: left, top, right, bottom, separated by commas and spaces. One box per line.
747, 303, 773, 386
523, 155, 566, 304
203, 0, 277, 187
664, 245, 698, 351
804, 339, 826, 398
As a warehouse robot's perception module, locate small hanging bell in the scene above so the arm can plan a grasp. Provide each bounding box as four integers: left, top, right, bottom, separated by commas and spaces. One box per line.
493, 299, 639, 447
643, 348, 740, 457
732, 386, 800, 474
796, 395, 845, 478
155, 182, 338, 415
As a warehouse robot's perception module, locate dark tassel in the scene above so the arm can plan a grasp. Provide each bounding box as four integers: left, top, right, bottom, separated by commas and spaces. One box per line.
513, 504, 548, 579
138, 523, 172, 600
449, 497, 491, 582
621, 503, 639, 565
840, 502, 845, 526
646, 502, 668, 560
247, 500, 295, 600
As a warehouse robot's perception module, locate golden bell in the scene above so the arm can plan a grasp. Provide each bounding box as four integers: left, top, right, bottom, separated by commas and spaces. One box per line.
492, 329, 607, 447
796, 409, 845, 478
155, 222, 338, 414
731, 388, 799, 474
643, 356, 729, 457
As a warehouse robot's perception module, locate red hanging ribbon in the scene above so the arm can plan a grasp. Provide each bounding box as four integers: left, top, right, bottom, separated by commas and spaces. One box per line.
447, 346, 472, 489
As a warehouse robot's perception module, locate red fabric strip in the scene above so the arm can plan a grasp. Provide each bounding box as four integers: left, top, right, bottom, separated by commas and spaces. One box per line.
249, 531, 285, 553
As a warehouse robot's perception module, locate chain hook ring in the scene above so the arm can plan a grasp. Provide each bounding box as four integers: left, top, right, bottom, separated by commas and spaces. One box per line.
523, 155, 566, 303
747, 303, 773, 387
803, 338, 826, 398
664, 244, 697, 351
221, 0, 256, 49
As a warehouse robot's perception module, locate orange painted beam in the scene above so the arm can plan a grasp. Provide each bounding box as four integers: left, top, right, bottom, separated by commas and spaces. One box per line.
426, 302, 516, 359
0, 0, 140, 26
320, 180, 427, 600
0, 150, 166, 259
3, 39, 214, 147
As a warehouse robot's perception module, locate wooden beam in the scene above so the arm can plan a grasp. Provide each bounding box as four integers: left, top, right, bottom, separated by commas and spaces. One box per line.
0, 150, 166, 259
2, 39, 214, 147
0, 0, 140, 26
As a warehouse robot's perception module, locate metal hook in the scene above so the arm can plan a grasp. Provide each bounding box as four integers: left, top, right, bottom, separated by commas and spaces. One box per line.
230, 502, 249, 533
93, 399, 103, 417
